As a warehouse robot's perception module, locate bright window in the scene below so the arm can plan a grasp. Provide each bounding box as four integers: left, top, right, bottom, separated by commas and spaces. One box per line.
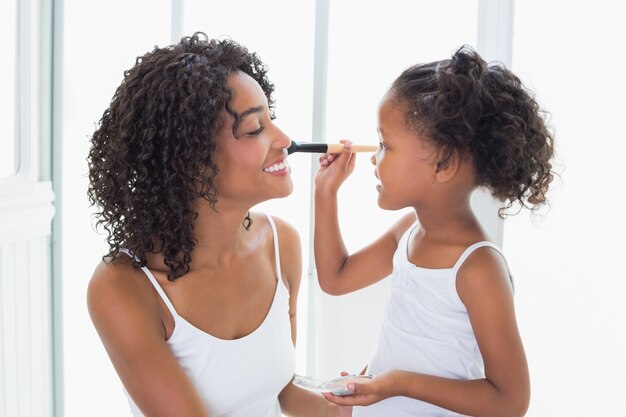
0, 0, 17, 177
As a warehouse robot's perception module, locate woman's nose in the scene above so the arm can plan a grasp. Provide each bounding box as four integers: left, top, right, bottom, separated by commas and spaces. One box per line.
273, 126, 291, 149
370, 153, 376, 165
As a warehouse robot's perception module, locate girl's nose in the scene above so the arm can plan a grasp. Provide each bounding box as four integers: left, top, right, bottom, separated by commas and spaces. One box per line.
371, 153, 376, 165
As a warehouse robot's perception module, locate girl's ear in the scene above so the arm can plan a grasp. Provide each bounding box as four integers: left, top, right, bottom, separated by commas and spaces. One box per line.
433, 149, 461, 183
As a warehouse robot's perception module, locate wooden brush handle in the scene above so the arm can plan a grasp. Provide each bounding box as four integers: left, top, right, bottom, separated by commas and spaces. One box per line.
326, 143, 378, 153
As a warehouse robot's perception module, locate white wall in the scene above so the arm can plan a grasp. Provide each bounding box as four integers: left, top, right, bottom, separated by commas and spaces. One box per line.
60, 2, 171, 416
506, 1, 626, 416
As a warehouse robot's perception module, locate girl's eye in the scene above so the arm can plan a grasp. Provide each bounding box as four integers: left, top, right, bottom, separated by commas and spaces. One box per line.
378, 141, 388, 150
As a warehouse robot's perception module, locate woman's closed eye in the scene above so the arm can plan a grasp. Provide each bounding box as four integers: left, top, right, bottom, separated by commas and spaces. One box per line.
245, 125, 265, 136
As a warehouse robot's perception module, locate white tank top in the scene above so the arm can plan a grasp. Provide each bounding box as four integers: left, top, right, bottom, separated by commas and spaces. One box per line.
354, 221, 511, 417
121, 214, 295, 417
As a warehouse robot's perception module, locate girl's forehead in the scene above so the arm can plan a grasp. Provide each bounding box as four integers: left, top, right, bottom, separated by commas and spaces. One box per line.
378, 96, 410, 129
378, 90, 397, 110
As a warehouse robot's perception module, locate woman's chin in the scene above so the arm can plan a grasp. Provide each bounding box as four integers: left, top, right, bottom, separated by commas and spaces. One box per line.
278, 186, 294, 199
271, 182, 294, 200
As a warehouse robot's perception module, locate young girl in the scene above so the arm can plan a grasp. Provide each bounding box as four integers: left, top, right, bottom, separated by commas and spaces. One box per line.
314, 45, 554, 417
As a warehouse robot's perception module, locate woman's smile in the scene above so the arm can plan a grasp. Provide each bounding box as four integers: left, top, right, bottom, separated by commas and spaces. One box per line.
263, 157, 290, 176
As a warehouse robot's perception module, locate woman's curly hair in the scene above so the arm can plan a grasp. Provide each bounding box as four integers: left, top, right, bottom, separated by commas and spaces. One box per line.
391, 45, 555, 216
87, 32, 275, 280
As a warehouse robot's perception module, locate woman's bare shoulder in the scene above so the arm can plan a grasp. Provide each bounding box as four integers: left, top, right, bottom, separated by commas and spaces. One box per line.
269, 215, 299, 243
88, 254, 143, 297
87, 254, 163, 334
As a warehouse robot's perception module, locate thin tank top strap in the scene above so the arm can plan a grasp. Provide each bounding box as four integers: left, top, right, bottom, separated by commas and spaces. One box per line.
263, 214, 283, 284
118, 248, 179, 318
452, 241, 514, 290
401, 220, 421, 260
452, 241, 502, 271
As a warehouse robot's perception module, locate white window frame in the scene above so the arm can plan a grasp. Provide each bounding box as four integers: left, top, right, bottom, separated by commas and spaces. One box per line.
0, 1, 56, 417
0, 0, 38, 197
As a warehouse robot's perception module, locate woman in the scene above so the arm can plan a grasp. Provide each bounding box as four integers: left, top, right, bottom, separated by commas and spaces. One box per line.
87, 32, 347, 417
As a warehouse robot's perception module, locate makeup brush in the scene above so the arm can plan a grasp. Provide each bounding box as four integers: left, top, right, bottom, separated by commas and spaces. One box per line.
286, 141, 378, 155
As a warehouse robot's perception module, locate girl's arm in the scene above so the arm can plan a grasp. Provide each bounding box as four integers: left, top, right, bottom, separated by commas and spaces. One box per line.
323, 248, 530, 417
87, 262, 211, 417
273, 217, 351, 417
314, 144, 415, 295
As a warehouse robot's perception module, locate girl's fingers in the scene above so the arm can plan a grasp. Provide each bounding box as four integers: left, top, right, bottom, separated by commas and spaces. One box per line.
318, 153, 338, 168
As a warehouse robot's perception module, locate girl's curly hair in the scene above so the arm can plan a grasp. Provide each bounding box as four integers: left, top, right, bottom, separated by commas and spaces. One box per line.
87, 32, 275, 280
391, 45, 555, 216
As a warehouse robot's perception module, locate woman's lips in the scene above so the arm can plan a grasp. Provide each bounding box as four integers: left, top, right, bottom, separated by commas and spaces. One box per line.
263, 157, 290, 175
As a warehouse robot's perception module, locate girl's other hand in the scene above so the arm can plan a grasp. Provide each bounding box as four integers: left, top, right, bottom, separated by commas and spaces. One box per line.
322, 370, 399, 407
315, 140, 356, 194
328, 372, 353, 417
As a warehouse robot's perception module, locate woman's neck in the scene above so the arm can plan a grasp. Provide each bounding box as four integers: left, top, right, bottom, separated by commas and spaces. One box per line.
190, 201, 253, 267
144, 200, 254, 273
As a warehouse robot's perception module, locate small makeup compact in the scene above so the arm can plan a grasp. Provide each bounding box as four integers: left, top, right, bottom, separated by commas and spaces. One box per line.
292, 374, 375, 396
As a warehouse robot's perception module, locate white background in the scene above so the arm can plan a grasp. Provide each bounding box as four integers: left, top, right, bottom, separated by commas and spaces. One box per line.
54, 1, 626, 417
0, 0, 17, 177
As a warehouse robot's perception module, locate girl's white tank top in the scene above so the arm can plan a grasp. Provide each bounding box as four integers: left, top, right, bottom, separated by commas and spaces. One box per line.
120, 214, 295, 417
355, 221, 511, 417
